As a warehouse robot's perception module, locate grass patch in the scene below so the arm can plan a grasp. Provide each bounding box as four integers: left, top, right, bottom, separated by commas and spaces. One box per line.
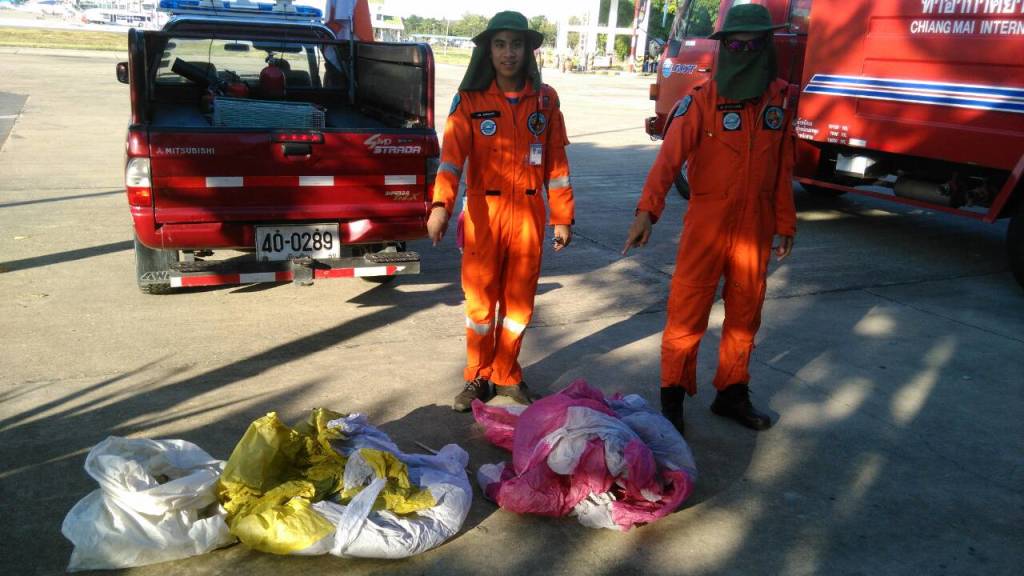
0, 26, 127, 52
431, 47, 472, 67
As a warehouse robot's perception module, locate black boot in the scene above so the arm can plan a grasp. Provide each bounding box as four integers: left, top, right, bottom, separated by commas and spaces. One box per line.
711, 383, 772, 431
660, 387, 686, 436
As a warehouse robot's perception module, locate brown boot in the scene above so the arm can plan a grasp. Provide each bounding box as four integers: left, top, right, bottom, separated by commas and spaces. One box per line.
452, 377, 493, 412
711, 383, 772, 431
494, 382, 539, 405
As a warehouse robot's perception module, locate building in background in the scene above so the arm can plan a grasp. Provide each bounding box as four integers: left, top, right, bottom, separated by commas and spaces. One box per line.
368, 0, 403, 41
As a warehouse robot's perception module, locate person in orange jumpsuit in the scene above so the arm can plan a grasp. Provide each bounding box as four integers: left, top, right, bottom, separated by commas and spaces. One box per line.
427, 12, 575, 412
623, 4, 796, 433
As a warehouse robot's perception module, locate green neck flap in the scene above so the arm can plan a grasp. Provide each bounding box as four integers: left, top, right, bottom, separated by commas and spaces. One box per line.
714, 43, 778, 101
458, 44, 542, 92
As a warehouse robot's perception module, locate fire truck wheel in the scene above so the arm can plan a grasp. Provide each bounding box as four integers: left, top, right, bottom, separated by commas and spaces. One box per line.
800, 183, 847, 197
1008, 207, 1024, 291
674, 163, 691, 200
134, 235, 178, 295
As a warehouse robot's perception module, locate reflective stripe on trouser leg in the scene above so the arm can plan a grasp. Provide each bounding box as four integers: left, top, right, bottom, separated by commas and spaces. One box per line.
464, 316, 496, 382
461, 197, 502, 383
489, 228, 544, 385
660, 279, 717, 395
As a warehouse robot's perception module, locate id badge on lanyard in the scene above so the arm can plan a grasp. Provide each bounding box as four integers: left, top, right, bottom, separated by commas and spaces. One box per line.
529, 143, 543, 166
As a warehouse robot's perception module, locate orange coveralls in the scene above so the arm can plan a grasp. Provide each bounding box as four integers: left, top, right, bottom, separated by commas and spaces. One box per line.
637, 78, 796, 395
433, 81, 574, 387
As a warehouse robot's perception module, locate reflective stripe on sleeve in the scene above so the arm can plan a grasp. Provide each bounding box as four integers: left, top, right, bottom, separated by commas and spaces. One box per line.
548, 175, 571, 190
439, 162, 463, 178
466, 317, 493, 336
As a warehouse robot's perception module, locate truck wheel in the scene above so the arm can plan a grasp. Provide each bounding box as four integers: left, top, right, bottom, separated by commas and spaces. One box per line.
674, 162, 691, 200
1008, 207, 1024, 291
801, 183, 847, 197
134, 235, 178, 294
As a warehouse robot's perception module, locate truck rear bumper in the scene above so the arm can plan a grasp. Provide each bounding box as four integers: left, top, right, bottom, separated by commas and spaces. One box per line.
131, 208, 427, 250
170, 253, 421, 288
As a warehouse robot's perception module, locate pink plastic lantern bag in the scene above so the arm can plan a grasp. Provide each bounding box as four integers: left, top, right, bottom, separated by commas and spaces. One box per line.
472, 380, 697, 531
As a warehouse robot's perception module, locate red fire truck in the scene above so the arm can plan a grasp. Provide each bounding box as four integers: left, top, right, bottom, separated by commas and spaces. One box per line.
646, 0, 1024, 289
118, 0, 437, 293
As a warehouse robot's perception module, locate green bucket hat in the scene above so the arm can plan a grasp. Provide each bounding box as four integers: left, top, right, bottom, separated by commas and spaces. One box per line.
459, 10, 543, 92
708, 3, 787, 40
472, 11, 544, 50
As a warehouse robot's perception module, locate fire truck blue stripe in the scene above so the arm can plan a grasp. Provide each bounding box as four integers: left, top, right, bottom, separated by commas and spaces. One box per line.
803, 85, 1024, 114
810, 74, 1024, 99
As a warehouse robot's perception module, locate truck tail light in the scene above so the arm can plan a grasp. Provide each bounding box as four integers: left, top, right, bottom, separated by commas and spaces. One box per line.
273, 131, 323, 144
125, 157, 152, 207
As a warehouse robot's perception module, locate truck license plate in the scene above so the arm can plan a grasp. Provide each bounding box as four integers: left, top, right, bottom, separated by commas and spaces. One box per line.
256, 224, 341, 262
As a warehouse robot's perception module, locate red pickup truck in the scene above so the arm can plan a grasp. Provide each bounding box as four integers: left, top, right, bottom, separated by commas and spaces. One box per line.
118, 0, 437, 293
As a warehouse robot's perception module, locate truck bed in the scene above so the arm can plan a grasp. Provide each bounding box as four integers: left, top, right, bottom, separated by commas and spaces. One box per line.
150, 101, 392, 130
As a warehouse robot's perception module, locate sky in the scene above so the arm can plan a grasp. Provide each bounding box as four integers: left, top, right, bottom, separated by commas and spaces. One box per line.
384, 0, 574, 20
296, 0, 588, 21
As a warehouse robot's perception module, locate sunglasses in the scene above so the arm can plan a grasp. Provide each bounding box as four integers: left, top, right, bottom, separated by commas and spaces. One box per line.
723, 36, 770, 52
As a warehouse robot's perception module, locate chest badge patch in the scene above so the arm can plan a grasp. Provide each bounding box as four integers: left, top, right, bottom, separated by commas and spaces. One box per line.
674, 95, 693, 118
480, 119, 498, 136
527, 112, 548, 136
722, 111, 742, 131
763, 106, 784, 130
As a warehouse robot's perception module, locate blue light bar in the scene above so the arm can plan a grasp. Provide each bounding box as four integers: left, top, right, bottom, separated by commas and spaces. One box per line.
159, 0, 322, 20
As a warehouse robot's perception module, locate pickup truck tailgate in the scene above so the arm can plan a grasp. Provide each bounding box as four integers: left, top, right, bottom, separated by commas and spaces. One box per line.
149, 130, 431, 224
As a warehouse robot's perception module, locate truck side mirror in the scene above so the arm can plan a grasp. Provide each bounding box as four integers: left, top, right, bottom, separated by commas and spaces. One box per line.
116, 62, 130, 84
667, 40, 682, 58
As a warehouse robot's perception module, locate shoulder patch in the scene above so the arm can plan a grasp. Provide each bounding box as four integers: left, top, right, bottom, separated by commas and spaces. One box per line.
673, 95, 693, 118
450, 93, 461, 115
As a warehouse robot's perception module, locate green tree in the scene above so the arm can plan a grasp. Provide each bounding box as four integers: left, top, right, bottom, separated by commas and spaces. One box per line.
451, 13, 489, 38
598, 0, 636, 27
529, 15, 557, 47
615, 35, 631, 60
647, 0, 679, 41
403, 15, 444, 36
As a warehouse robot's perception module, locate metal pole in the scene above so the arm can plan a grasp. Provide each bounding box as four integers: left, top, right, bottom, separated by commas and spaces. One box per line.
629, 0, 643, 72
444, 18, 449, 56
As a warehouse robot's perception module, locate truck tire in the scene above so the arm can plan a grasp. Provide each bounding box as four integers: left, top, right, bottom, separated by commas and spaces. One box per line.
1008, 207, 1024, 291
800, 183, 847, 197
134, 235, 178, 295
674, 162, 691, 200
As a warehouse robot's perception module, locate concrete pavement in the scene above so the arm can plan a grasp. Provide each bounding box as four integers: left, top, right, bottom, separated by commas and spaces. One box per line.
0, 53, 1022, 575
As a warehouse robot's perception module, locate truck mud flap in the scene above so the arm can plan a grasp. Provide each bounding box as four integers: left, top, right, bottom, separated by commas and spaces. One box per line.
169, 253, 420, 289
